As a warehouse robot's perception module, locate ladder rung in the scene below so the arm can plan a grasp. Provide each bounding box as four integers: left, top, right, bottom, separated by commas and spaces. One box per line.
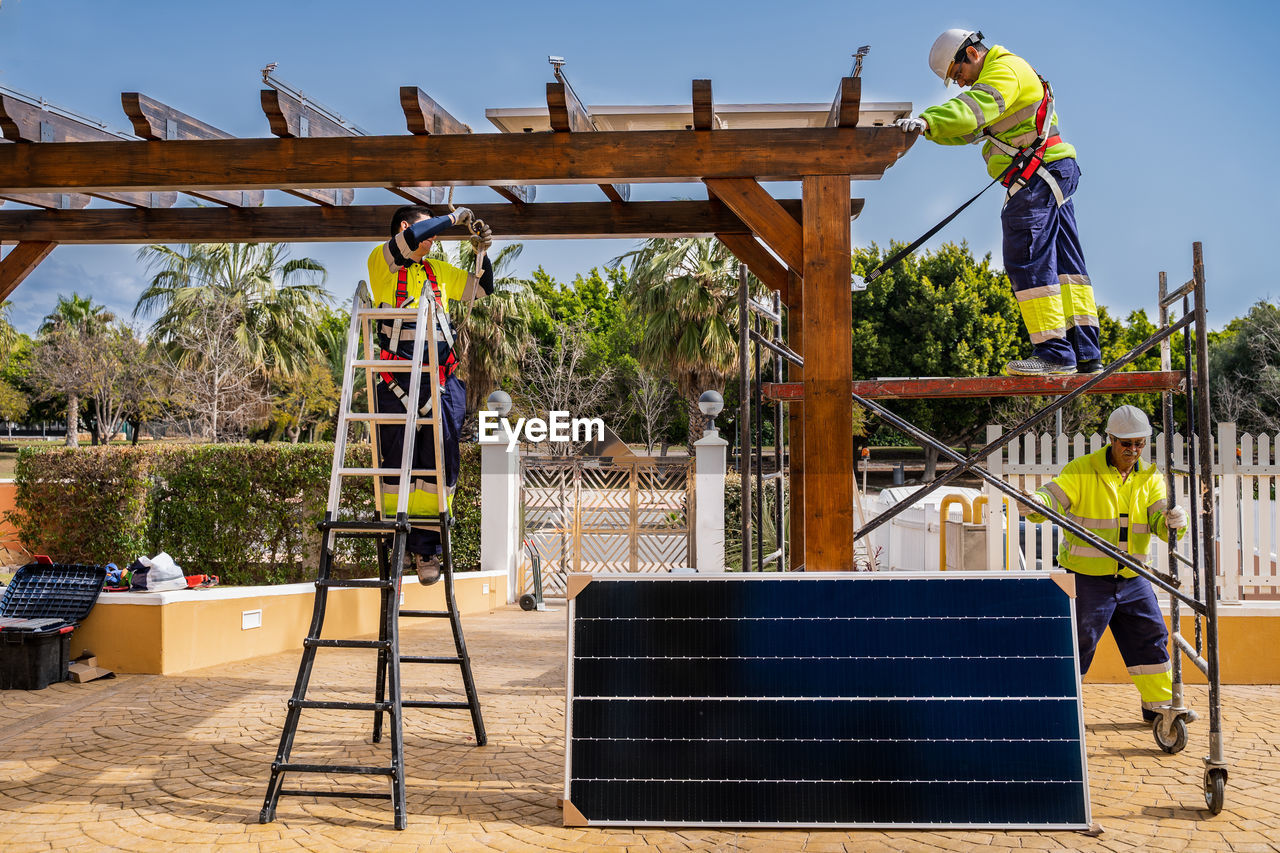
359, 307, 427, 318
315, 579, 397, 590
289, 699, 394, 711
274, 762, 395, 776
336, 467, 443, 476
341, 414, 438, 424
277, 789, 393, 801
304, 638, 391, 650
400, 610, 451, 619
401, 655, 464, 665
402, 700, 473, 710
318, 520, 409, 533
350, 360, 433, 371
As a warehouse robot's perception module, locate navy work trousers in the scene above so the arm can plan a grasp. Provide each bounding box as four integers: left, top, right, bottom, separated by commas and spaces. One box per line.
1074, 572, 1169, 675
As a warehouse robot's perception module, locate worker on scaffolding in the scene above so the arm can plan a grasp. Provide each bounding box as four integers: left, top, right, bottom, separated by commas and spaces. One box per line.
895, 30, 1101, 377
1020, 405, 1191, 723
368, 205, 494, 584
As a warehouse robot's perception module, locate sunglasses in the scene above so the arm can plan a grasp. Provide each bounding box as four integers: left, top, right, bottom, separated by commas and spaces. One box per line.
1114, 439, 1147, 449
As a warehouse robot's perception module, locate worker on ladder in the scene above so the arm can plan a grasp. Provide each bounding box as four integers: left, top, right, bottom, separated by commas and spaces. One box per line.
1020, 405, 1192, 724
895, 30, 1102, 377
367, 205, 494, 584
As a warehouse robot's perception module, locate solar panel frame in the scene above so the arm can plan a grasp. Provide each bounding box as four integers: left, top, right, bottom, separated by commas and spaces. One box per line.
563, 571, 1091, 830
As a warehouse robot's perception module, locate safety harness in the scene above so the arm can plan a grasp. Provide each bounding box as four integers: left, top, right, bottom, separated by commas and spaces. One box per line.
982, 74, 1066, 207
377, 262, 457, 416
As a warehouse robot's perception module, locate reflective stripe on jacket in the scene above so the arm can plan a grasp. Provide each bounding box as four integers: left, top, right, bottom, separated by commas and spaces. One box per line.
1027, 445, 1182, 577
920, 45, 1077, 181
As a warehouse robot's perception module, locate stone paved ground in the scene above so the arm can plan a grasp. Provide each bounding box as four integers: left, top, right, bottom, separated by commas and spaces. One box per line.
0, 604, 1276, 852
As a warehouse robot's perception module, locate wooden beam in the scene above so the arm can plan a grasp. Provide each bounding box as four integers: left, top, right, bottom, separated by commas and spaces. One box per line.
715, 232, 789, 301
0, 93, 176, 209
825, 77, 861, 128
0, 241, 55, 301
801, 174, 853, 571
258, 89, 356, 207
0, 199, 810, 244
786, 269, 804, 569
705, 178, 804, 270
762, 371, 1190, 401
121, 93, 264, 208
0, 127, 914, 193
546, 82, 631, 202
692, 79, 717, 131
400, 86, 533, 206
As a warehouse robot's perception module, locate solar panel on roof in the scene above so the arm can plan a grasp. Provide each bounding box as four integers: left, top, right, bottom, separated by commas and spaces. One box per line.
564, 572, 1090, 829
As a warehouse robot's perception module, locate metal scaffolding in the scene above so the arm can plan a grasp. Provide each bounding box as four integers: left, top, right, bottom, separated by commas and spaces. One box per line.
740, 241, 1228, 814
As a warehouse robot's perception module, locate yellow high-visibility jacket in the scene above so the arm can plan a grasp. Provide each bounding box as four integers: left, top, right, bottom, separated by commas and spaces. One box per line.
921, 45, 1076, 180
1028, 445, 1183, 577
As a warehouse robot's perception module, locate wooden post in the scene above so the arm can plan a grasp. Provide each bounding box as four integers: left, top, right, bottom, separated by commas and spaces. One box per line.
0, 241, 56, 301
801, 176, 852, 571
786, 269, 805, 569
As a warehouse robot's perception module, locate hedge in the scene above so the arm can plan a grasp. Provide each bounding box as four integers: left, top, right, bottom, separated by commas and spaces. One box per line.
7, 442, 484, 585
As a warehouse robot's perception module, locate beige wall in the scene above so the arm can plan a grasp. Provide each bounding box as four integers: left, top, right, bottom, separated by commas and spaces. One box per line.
74, 572, 507, 675
1085, 610, 1280, 685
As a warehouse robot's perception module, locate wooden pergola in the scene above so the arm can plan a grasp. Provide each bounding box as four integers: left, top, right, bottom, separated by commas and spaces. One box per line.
0, 71, 915, 572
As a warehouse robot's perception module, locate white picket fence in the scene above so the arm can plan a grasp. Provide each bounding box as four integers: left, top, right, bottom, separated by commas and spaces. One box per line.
982, 423, 1279, 602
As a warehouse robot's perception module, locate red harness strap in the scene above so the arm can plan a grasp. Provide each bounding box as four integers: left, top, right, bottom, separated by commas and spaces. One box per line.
998, 76, 1056, 191
379, 262, 458, 389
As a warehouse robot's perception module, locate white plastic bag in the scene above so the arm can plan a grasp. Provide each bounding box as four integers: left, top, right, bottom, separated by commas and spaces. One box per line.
142, 552, 187, 592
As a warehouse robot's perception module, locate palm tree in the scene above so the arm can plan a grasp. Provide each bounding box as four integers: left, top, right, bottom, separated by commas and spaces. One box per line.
616, 237, 759, 439
0, 300, 17, 361
134, 242, 330, 379
39, 293, 115, 446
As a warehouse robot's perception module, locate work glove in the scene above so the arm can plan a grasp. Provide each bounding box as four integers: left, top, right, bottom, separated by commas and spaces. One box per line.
470, 220, 493, 254
450, 207, 474, 228
1166, 505, 1188, 530
893, 117, 927, 134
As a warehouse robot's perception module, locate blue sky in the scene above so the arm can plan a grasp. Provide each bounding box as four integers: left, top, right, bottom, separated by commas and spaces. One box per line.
0, 0, 1273, 335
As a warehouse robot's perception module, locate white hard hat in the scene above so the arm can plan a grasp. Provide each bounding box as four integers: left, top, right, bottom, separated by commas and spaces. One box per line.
1106, 405, 1152, 439
929, 28, 982, 87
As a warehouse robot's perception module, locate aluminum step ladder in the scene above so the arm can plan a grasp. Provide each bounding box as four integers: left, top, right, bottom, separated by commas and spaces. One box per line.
260, 280, 485, 831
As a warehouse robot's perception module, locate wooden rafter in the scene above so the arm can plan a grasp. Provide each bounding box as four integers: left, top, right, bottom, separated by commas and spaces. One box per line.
0, 241, 55, 301
692, 79, 717, 131
546, 77, 631, 202
399, 86, 533, 206
0, 93, 176, 209
257, 88, 357, 207
0, 128, 912, 193
825, 77, 861, 128
0, 199, 826, 244
121, 93, 264, 208
705, 178, 804, 270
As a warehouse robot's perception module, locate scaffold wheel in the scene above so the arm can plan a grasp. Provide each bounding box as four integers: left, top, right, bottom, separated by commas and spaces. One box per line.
1152, 714, 1188, 754
1204, 767, 1226, 815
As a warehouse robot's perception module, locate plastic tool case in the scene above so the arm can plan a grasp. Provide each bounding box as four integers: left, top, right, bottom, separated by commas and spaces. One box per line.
0, 562, 106, 690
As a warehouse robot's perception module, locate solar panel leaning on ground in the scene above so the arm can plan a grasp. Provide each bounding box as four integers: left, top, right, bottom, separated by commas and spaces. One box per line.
563, 572, 1091, 829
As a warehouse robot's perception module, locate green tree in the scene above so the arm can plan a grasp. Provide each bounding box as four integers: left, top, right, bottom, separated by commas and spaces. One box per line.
135, 242, 330, 379
1210, 300, 1280, 434
39, 293, 115, 446
851, 242, 1023, 477
617, 238, 752, 441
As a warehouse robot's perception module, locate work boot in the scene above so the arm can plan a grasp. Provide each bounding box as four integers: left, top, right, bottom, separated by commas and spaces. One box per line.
1076, 359, 1103, 375
415, 554, 442, 586
1005, 355, 1077, 376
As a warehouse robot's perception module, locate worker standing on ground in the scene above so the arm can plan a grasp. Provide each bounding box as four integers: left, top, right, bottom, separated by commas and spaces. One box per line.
895, 30, 1101, 376
1019, 405, 1191, 723
368, 205, 494, 584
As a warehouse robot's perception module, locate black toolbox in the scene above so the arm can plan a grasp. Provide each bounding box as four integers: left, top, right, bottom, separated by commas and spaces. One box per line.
0, 561, 106, 690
